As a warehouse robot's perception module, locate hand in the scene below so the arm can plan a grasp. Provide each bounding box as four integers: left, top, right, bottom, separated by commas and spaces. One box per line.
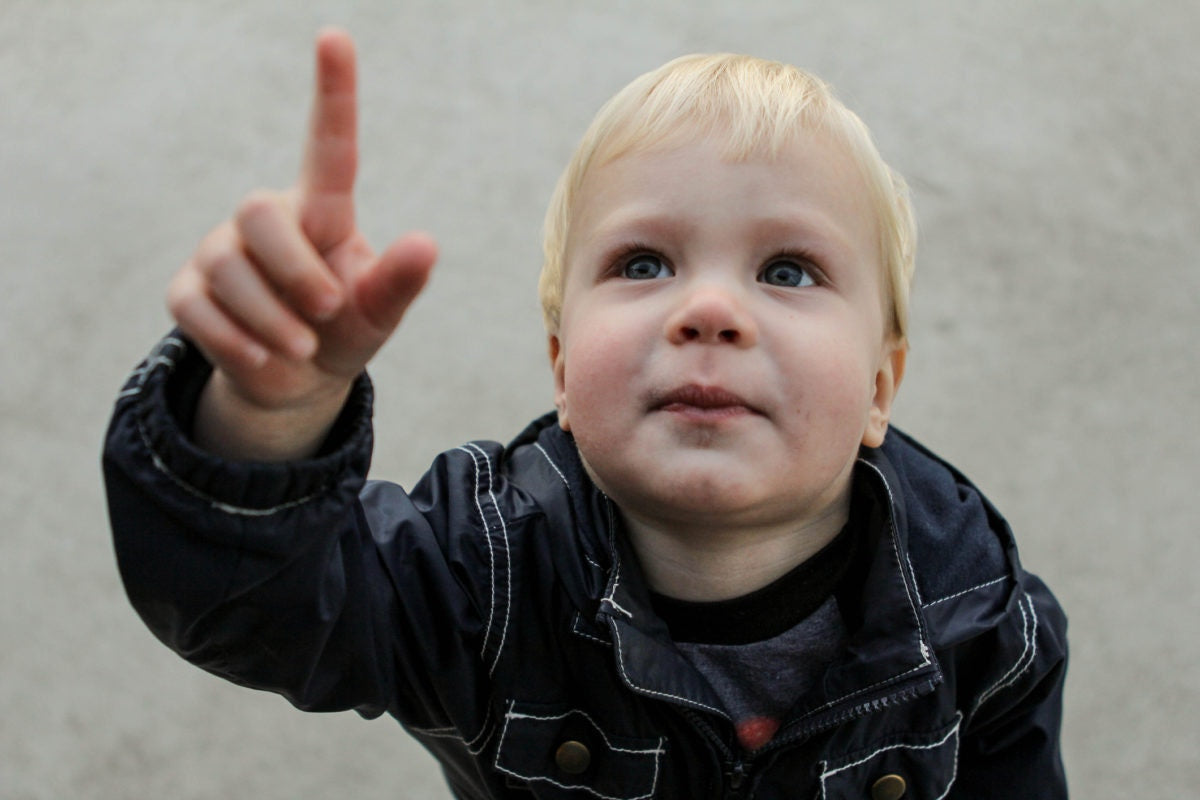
166, 29, 437, 457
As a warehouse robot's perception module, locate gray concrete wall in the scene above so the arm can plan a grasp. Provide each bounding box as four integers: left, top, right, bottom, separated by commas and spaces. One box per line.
3, 1, 1197, 797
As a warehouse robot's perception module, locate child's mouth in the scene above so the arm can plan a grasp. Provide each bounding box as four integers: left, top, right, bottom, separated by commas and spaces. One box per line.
651, 384, 762, 419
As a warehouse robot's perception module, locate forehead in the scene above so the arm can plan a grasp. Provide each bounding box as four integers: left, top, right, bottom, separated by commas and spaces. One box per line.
569, 126, 881, 266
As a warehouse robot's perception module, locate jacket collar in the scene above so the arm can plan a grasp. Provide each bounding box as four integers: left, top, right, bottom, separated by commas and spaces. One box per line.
516, 417, 943, 726
586, 436, 942, 726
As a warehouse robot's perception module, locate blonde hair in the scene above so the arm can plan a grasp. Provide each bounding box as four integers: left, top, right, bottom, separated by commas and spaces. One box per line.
538, 53, 917, 343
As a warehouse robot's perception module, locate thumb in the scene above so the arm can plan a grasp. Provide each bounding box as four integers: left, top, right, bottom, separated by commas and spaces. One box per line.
354, 232, 438, 333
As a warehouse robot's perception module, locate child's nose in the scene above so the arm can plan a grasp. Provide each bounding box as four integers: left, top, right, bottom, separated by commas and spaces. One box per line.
665, 283, 758, 347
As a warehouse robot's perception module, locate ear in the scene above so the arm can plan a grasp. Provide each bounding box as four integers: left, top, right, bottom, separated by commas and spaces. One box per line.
549, 334, 570, 431
862, 341, 906, 448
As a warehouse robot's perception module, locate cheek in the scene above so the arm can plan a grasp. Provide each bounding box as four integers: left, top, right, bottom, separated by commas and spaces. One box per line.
559, 307, 649, 400
780, 335, 876, 428
563, 336, 635, 416
559, 343, 633, 485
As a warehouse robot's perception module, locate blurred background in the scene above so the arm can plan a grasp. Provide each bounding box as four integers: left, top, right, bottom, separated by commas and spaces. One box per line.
2, 1, 1197, 796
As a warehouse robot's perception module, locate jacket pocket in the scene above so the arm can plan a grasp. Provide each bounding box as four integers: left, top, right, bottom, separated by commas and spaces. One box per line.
495, 701, 666, 799
818, 713, 961, 800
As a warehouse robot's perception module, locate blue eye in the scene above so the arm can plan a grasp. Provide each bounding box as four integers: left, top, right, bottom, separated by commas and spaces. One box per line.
622, 254, 673, 280
760, 259, 816, 288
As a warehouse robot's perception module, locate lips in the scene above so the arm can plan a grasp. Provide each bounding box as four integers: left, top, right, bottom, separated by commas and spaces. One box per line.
650, 384, 762, 417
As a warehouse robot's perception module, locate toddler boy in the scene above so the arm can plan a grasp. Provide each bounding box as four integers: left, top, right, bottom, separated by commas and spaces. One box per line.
104, 29, 1067, 798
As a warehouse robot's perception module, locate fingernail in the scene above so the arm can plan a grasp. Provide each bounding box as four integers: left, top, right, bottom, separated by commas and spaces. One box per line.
313, 292, 343, 321
291, 332, 318, 360
246, 343, 270, 368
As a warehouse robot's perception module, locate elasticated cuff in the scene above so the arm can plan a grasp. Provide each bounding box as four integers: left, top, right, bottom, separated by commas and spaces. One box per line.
123, 332, 374, 514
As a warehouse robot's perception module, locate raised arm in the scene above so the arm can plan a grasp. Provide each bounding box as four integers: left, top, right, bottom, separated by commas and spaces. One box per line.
166, 29, 437, 461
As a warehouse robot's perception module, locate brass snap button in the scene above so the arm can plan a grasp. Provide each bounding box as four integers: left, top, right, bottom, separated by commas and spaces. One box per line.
871, 773, 907, 800
555, 740, 591, 775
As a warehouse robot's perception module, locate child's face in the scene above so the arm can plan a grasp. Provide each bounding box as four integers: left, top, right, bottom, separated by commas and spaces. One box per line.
550, 128, 904, 533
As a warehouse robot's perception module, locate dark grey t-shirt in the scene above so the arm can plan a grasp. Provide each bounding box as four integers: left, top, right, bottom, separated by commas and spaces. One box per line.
675, 596, 847, 750
648, 479, 868, 752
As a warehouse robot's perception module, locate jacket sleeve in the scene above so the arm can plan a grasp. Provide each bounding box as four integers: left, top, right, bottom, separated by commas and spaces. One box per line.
950, 571, 1069, 798
102, 334, 490, 726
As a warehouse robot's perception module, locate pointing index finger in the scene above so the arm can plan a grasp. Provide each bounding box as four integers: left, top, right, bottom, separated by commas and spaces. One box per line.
298, 28, 358, 252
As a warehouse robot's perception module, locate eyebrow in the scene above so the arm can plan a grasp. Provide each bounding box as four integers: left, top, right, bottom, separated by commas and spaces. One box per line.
578, 206, 860, 262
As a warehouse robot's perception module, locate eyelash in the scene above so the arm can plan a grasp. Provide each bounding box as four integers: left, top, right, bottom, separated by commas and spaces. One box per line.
761, 249, 825, 287
603, 243, 825, 285
607, 242, 664, 276
597, 242, 667, 283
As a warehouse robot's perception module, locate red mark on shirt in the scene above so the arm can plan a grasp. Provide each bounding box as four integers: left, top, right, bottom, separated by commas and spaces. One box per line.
735, 717, 781, 751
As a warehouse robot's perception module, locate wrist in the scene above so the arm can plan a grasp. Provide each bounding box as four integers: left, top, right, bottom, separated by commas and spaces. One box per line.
193, 370, 354, 462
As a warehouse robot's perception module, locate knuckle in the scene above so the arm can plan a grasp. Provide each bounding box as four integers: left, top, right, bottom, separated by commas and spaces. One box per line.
279, 262, 319, 297
165, 269, 197, 318
201, 250, 240, 285
193, 223, 239, 275
166, 291, 203, 333
234, 189, 282, 228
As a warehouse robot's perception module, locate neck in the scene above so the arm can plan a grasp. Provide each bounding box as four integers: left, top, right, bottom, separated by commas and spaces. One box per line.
621, 491, 851, 602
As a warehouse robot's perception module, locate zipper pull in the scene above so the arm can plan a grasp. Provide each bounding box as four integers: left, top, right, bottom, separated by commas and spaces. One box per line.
724, 759, 747, 798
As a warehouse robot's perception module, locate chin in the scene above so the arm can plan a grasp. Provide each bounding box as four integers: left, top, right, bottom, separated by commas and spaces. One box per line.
618, 471, 785, 526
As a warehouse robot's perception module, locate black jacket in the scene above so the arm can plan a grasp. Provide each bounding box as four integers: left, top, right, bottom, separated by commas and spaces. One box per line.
104, 335, 1068, 799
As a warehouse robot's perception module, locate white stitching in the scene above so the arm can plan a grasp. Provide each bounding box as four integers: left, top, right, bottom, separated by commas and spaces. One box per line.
535, 442, 603, 575
790, 459, 932, 716
534, 443, 571, 490
647, 736, 665, 800
923, 576, 1007, 608
465, 704, 497, 755
468, 443, 513, 677
405, 706, 497, 756
903, 548, 926, 606
573, 627, 613, 646
820, 711, 960, 775
456, 446, 497, 662
857, 460, 929, 663
138, 430, 325, 516
456, 446, 501, 673
503, 707, 665, 756
602, 593, 634, 620
609, 623, 727, 718
495, 701, 665, 800
118, 337, 187, 398
593, 496, 724, 714
974, 592, 1038, 712
130, 340, 327, 517
819, 712, 962, 798
463, 443, 513, 677
571, 613, 612, 646
976, 593, 1034, 707
599, 502, 633, 619
468, 726, 496, 756
933, 718, 962, 800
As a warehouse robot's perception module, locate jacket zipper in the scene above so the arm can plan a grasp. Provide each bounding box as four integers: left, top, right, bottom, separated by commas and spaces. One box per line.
723, 757, 748, 799
763, 677, 937, 759
679, 709, 755, 799
699, 677, 937, 797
